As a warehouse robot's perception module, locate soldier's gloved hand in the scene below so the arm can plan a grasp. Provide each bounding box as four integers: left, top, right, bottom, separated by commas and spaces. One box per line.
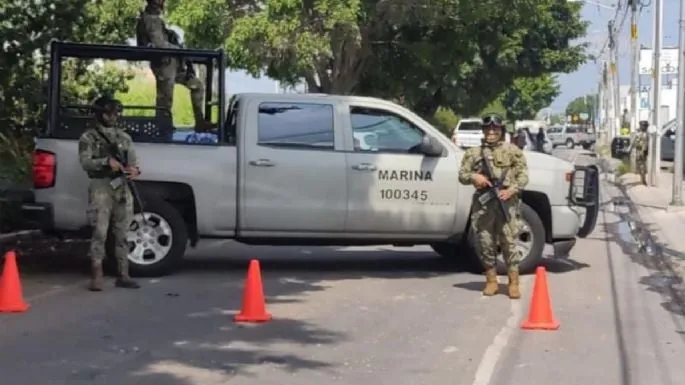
472, 173, 492, 189
125, 166, 140, 179
108, 158, 122, 172
497, 188, 515, 201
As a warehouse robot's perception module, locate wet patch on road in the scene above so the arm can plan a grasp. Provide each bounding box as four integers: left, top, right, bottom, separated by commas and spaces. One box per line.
599, 160, 685, 320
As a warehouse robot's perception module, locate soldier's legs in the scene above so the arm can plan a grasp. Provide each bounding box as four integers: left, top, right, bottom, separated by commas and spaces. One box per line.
498, 198, 524, 299
471, 202, 499, 296
86, 187, 113, 291
175, 69, 211, 131
111, 189, 139, 289
500, 218, 523, 299
636, 156, 647, 184
152, 63, 176, 129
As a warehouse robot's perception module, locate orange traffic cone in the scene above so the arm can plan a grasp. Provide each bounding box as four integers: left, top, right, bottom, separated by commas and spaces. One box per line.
521, 266, 559, 330
0, 250, 29, 313
234, 259, 271, 323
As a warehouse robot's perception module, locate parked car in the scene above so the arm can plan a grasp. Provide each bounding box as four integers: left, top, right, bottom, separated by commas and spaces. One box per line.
547, 124, 596, 149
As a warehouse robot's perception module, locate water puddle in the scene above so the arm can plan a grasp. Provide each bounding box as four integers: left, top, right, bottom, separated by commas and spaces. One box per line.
616, 221, 636, 244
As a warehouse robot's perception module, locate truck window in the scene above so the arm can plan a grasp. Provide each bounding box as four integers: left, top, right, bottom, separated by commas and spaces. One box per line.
349, 106, 423, 153
258, 102, 334, 150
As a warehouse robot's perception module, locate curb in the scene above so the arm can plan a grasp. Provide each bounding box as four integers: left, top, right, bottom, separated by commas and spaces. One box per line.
0, 230, 41, 244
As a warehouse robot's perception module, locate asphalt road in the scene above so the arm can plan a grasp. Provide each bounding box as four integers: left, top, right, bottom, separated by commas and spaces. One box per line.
1, 148, 685, 385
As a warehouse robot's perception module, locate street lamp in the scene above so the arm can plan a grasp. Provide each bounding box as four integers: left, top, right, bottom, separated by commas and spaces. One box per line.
567, 0, 618, 10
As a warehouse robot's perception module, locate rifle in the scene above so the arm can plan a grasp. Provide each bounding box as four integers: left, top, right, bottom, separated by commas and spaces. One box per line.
477, 148, 511, 222
166, 29, 196, 80
93, 129, 147, 226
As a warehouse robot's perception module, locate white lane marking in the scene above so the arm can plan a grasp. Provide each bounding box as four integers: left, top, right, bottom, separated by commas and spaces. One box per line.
25, 280, 89, 301
470, 290, 525, 385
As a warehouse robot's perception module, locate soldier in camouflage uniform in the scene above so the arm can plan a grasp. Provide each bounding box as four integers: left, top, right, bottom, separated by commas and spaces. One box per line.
78, 96, 141, 291
458, 114, 529, 299
632, 120, 649, 185
136, 0, 211, 132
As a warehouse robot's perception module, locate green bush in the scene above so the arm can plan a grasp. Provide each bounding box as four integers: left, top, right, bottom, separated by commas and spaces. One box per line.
116, 75, 219, 126
0, 132, 33, 185
616, 158, 632, 176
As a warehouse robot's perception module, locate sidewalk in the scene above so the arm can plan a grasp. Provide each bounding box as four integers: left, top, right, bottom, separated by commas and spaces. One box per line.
616, 169, 685, 275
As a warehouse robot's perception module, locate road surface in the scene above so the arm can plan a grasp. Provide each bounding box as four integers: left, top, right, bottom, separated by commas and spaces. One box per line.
1, 148, 684, 385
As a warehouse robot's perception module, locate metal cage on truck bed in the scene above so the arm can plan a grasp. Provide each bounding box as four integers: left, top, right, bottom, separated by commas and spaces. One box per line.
45, 40, 226, 143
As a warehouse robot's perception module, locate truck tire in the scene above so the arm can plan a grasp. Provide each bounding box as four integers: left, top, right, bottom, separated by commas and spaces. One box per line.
493, 203, 546, 275
106, 199, 188, 277
433, 203, 545, 275
565, 138, 574, 149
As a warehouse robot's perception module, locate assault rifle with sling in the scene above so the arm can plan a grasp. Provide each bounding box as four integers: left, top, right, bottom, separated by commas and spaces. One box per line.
93, 130, 147, 226
477, 149, 511, 222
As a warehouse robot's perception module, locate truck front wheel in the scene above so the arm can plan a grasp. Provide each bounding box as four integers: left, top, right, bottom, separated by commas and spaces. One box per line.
432, 203, 546, 275
105, 199, 188, 277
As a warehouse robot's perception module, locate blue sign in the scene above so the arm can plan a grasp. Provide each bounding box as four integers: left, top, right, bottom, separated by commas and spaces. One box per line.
640, 98, 649, 109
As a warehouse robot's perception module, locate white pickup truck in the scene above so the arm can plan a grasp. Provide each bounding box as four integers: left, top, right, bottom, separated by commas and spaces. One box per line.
20, 41, 599, 277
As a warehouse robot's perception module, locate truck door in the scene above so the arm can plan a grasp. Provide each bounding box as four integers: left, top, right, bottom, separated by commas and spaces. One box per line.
343, 103, 459, 236
240, 99, 347, 233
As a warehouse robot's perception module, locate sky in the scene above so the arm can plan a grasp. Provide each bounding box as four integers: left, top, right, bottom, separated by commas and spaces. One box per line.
552, 0, 681, 113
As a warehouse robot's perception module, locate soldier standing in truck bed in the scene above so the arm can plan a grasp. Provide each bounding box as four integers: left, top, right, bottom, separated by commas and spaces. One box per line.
136, 0, 212, 132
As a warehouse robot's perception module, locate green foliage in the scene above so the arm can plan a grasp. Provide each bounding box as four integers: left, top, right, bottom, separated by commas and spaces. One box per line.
358, 0, 588, 116
116, 76, 195, 127
565, 94, 597, 118
166, 0, 588, 118
616, 158, 632, 176
0, 0, 140, 184
550, 114, 565, 125
116, 74, 220, 127
431, 107, 460, 137
500, 75, 560, 122
0, 132, 33, 185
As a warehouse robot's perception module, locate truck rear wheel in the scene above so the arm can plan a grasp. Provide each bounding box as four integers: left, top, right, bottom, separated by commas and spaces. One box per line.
106, 199, 187, 277
432, 203, 545, 275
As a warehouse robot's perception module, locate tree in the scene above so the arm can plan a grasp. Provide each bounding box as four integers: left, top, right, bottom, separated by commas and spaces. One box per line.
166, 0, 588, 119
550, 114, 565, 125
565, 94, 596, 120
357, 0, 588, 117
500, 75, 560, 122
0, 0, 140, 183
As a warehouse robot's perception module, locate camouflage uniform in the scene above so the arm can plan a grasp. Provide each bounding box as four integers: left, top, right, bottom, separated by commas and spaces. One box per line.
135, 2, 209, 131
633, 124, 649, 185
458, 139, 529, 298
78, 123, 140, 291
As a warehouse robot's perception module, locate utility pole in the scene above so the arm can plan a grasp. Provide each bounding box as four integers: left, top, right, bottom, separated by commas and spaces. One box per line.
608, 21, 618, 142
629, 0, 639, 170
671, 0, 685, 206
649, 0, 664, 186
598, 78, 605, 144
611, 21, 621, 139
603, 60, 611, 145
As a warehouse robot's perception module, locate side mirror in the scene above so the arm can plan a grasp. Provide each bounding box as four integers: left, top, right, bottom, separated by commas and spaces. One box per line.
419, 135, 443, 157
